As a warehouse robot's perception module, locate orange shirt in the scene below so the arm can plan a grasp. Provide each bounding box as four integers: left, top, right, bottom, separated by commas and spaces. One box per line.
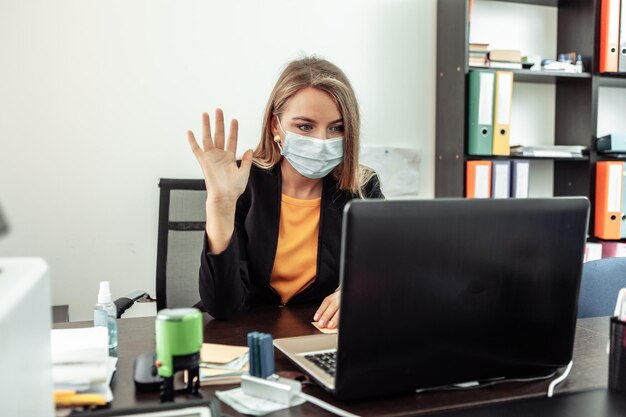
270, 193, 321, 304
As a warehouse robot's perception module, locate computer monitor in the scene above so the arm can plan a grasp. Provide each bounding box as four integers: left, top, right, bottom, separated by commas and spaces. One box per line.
0, 258, 54, 416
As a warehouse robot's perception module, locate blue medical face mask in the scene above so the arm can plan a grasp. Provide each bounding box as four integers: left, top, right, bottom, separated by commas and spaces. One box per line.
276, 117, 344, 179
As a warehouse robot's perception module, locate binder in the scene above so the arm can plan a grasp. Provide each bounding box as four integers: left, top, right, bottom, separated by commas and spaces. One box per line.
492, 71, 513, 155
491, 160, 510, 199
595, 161, 623, 239
466, 160, 492, 198
467, 70, 495, 155
599, 0, 621, 73
510, 159, 530, 198
622, 162, 626, 238
617, 2, 626, 72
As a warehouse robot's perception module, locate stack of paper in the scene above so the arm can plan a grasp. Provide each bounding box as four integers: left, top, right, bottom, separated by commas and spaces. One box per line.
198, 343, 249, 385
50, 327, 117, 403
510, 145, 587, 158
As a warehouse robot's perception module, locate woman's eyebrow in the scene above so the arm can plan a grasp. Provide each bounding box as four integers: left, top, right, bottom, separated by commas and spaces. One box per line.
291, 116, 343, 124
292, 116, 317, 123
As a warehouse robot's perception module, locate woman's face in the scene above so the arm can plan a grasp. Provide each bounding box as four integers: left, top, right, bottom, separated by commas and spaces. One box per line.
273, 87, 344, 140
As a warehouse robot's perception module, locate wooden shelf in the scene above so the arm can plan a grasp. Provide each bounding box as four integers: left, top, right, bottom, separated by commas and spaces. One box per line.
598, 75, 626, 88
465, 154, 589, 162
492, 0, 559, 6
468, 68, 592, 84
436, 0, 598, 216
596, 154, 626, 161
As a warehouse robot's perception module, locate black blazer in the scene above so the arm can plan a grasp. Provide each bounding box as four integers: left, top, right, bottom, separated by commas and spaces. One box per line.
199, 164, 384, 319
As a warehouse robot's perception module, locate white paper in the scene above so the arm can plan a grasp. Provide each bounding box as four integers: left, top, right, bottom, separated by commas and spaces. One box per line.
475, 165, 490, 198
216, 387, 306, 416
478, 72, 494, 125
51, 327, 108, 364
496, 72, 513, 125
52, 362, 108, 385
583, 243, 603, 262
359, 145, 420, 198
54, 356, 117, 402
608, 164, 623, 213
493, 163, 510, 199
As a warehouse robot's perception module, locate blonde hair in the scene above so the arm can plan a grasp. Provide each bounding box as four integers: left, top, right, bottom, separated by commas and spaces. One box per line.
253, 56, 374, 196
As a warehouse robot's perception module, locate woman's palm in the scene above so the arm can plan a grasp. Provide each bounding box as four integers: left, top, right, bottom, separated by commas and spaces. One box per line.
187, 110, 252, 202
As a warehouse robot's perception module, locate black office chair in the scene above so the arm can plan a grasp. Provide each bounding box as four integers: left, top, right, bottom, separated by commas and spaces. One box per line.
155, 178, 207, 312
114, 179, 207, 318
578, 257, 626, 318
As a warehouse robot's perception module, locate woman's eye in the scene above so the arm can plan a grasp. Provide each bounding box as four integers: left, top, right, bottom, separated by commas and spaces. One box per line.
297, 124, 313, 132
330, 125, 344, 132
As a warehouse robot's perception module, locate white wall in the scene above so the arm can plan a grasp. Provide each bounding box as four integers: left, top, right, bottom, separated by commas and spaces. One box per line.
0, 0, 436, 320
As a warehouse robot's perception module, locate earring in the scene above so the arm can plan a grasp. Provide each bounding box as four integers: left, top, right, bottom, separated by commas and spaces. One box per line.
274, 134, 283, 151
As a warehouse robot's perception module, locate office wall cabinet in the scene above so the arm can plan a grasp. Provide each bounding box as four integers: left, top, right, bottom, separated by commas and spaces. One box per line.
435, 0, 626, 236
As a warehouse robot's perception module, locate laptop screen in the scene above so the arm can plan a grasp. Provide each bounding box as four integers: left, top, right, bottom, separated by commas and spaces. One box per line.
335, 197, 589, 400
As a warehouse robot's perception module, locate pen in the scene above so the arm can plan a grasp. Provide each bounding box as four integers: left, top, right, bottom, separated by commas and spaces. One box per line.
54, 390, 107, 407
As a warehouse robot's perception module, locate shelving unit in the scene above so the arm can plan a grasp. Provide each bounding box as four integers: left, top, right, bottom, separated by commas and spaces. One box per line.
435, 0, 626, 236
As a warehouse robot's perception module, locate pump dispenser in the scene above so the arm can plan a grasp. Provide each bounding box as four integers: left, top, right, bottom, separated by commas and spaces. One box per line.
94, 281, 118, 351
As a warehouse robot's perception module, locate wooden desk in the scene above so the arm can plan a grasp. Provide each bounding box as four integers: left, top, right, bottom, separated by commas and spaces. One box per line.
57, 304, 612, 416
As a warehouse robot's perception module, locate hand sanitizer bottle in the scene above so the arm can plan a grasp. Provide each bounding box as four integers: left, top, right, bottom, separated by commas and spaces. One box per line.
94, 281, 118, 351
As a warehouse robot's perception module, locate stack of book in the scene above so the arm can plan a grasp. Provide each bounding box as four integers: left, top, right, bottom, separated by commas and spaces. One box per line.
488, 49, 522, 69
468, 43, 489, 67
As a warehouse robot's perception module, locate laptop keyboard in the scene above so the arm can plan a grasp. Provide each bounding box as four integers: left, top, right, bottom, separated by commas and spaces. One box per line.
305, 351, 337, 377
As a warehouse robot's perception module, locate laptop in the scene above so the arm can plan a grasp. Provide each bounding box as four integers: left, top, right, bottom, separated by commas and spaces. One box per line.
274, 198, 590, 401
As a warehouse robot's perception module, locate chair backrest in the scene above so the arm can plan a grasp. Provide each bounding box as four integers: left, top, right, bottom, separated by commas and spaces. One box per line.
578, 257, 626, 318
156, 179, 206, 311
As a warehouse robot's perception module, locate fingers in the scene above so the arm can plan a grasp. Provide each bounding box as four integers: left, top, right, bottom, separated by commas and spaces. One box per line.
214, 108, 225, 149
318, 303, 339, 329
226, 119, 239, 154
314, 293, 340, 329
202, 112, 214, 151
327, 310, 339, 329
239, 149, 254, 178
187, 130, 202, 156
314, 298, 330, 323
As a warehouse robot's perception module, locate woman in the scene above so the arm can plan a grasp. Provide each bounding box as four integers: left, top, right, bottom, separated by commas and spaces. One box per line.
187, 57, 383, 328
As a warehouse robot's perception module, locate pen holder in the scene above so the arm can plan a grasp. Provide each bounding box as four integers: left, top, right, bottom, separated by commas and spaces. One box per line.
609, 317, 626, 393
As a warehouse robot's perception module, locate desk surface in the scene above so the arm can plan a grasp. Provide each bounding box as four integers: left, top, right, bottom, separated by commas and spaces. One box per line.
57, 304, 611, 416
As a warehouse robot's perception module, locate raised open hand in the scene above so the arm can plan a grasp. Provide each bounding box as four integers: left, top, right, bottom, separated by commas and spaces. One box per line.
187, 109, 253, 204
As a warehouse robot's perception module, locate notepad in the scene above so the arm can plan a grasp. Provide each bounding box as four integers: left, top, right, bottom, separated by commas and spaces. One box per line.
311, 322, 338, 334
195, 343, 250, 385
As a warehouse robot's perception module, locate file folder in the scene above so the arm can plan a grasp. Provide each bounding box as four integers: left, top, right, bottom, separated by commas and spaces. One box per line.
620, 0, 626, 71
510, 159, 530, 198
492, 71, 513, 155
467, 70, 495, 155
466, 160, 491, 199
622, 162, 626, 238
491, 160, 510, 199
600, 0, 621, 73
595, 161, 623, 239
